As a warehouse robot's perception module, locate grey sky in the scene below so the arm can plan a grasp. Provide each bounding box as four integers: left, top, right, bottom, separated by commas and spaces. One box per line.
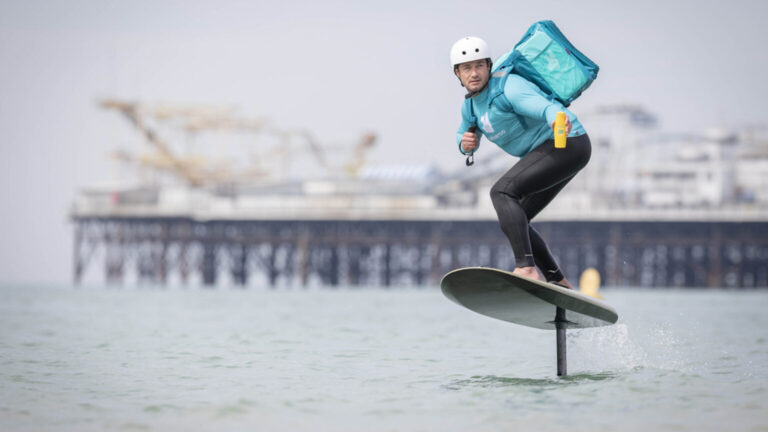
1, 0, 767, 283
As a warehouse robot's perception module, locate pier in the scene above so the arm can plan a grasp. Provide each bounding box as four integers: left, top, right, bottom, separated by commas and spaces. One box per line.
72, 216, 768, 288
70, 101, 768, 288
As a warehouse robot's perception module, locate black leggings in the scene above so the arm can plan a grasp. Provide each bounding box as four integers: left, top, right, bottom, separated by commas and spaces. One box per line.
489, 134, 591, 282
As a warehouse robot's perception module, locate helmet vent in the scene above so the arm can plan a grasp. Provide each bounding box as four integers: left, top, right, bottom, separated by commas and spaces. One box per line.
450, 36, 490, 67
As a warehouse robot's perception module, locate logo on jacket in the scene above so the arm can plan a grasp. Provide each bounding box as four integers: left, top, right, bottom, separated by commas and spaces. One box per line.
480, 112, 494, 133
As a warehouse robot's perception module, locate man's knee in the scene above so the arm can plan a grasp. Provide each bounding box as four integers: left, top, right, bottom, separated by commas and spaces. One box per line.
490, 179, 520, 204
489, 185, 501, 204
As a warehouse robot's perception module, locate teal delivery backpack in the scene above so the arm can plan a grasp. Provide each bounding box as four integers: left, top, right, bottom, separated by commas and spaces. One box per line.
489, 20, 599, 108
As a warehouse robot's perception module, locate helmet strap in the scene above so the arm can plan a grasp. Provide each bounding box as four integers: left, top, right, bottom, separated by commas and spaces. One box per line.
454, 67, 464, 87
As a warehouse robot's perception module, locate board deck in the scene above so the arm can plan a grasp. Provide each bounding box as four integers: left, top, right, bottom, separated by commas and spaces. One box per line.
441, 267, 618, 330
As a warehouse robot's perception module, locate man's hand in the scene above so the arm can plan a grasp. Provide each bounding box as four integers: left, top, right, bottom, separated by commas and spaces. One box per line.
461, 131, 479, 153
551, 116, 572, 135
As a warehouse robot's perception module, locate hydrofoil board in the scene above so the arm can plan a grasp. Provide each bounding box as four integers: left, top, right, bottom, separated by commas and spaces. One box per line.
441, 267, 618, 330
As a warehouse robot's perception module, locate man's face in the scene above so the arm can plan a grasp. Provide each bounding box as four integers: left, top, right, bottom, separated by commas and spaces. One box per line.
455, 59, 490, 93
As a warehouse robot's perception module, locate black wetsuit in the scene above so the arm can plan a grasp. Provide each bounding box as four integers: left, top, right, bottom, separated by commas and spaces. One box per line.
489, 134, 592, 282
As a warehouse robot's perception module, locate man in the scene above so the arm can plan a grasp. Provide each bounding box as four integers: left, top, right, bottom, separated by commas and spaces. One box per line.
451, 36, 592, 289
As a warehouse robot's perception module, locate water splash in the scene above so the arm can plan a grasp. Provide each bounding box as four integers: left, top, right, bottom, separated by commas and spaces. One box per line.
568, 324, 647, 373
568, 321, 691, 375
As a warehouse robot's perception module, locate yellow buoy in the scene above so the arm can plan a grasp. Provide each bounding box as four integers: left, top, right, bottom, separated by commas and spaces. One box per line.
579, 267, 603, 299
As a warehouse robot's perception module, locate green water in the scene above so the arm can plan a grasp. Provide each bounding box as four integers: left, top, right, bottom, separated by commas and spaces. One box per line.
0, 285, 766, 431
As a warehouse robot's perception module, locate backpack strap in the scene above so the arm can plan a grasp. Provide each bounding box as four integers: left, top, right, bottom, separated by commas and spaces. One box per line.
488, 66, 513, 110
486, 65, 529, 130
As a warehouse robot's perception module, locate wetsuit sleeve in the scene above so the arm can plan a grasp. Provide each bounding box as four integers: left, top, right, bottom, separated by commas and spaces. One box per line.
503, 75, 578, 126
456, 103, 482, 155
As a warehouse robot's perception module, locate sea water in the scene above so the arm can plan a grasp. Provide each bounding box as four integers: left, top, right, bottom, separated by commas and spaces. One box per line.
0, 284, 766, 432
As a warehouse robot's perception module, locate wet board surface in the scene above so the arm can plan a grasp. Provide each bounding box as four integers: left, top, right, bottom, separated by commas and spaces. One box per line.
441, 267, 618, 330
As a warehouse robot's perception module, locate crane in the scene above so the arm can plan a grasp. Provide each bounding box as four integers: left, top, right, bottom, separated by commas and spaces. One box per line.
100, 99, 377, 186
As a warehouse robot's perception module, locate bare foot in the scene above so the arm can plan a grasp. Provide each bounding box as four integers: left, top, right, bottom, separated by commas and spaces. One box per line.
512, 266, 543, 281
555, 278, 574, 290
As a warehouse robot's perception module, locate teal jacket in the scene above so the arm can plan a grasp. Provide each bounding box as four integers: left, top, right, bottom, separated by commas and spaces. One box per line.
456, 74, 586, 157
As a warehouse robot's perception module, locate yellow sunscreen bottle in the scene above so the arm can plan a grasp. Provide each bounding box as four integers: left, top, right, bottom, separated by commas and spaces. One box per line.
554, 111, 567, 149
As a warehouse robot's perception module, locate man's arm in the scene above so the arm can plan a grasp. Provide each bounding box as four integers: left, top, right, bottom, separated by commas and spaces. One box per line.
504, 75, 578, 128
456, 104, 482, 155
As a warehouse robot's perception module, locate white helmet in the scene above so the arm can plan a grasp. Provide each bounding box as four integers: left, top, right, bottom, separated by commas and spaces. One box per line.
450, 36, 491, 68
